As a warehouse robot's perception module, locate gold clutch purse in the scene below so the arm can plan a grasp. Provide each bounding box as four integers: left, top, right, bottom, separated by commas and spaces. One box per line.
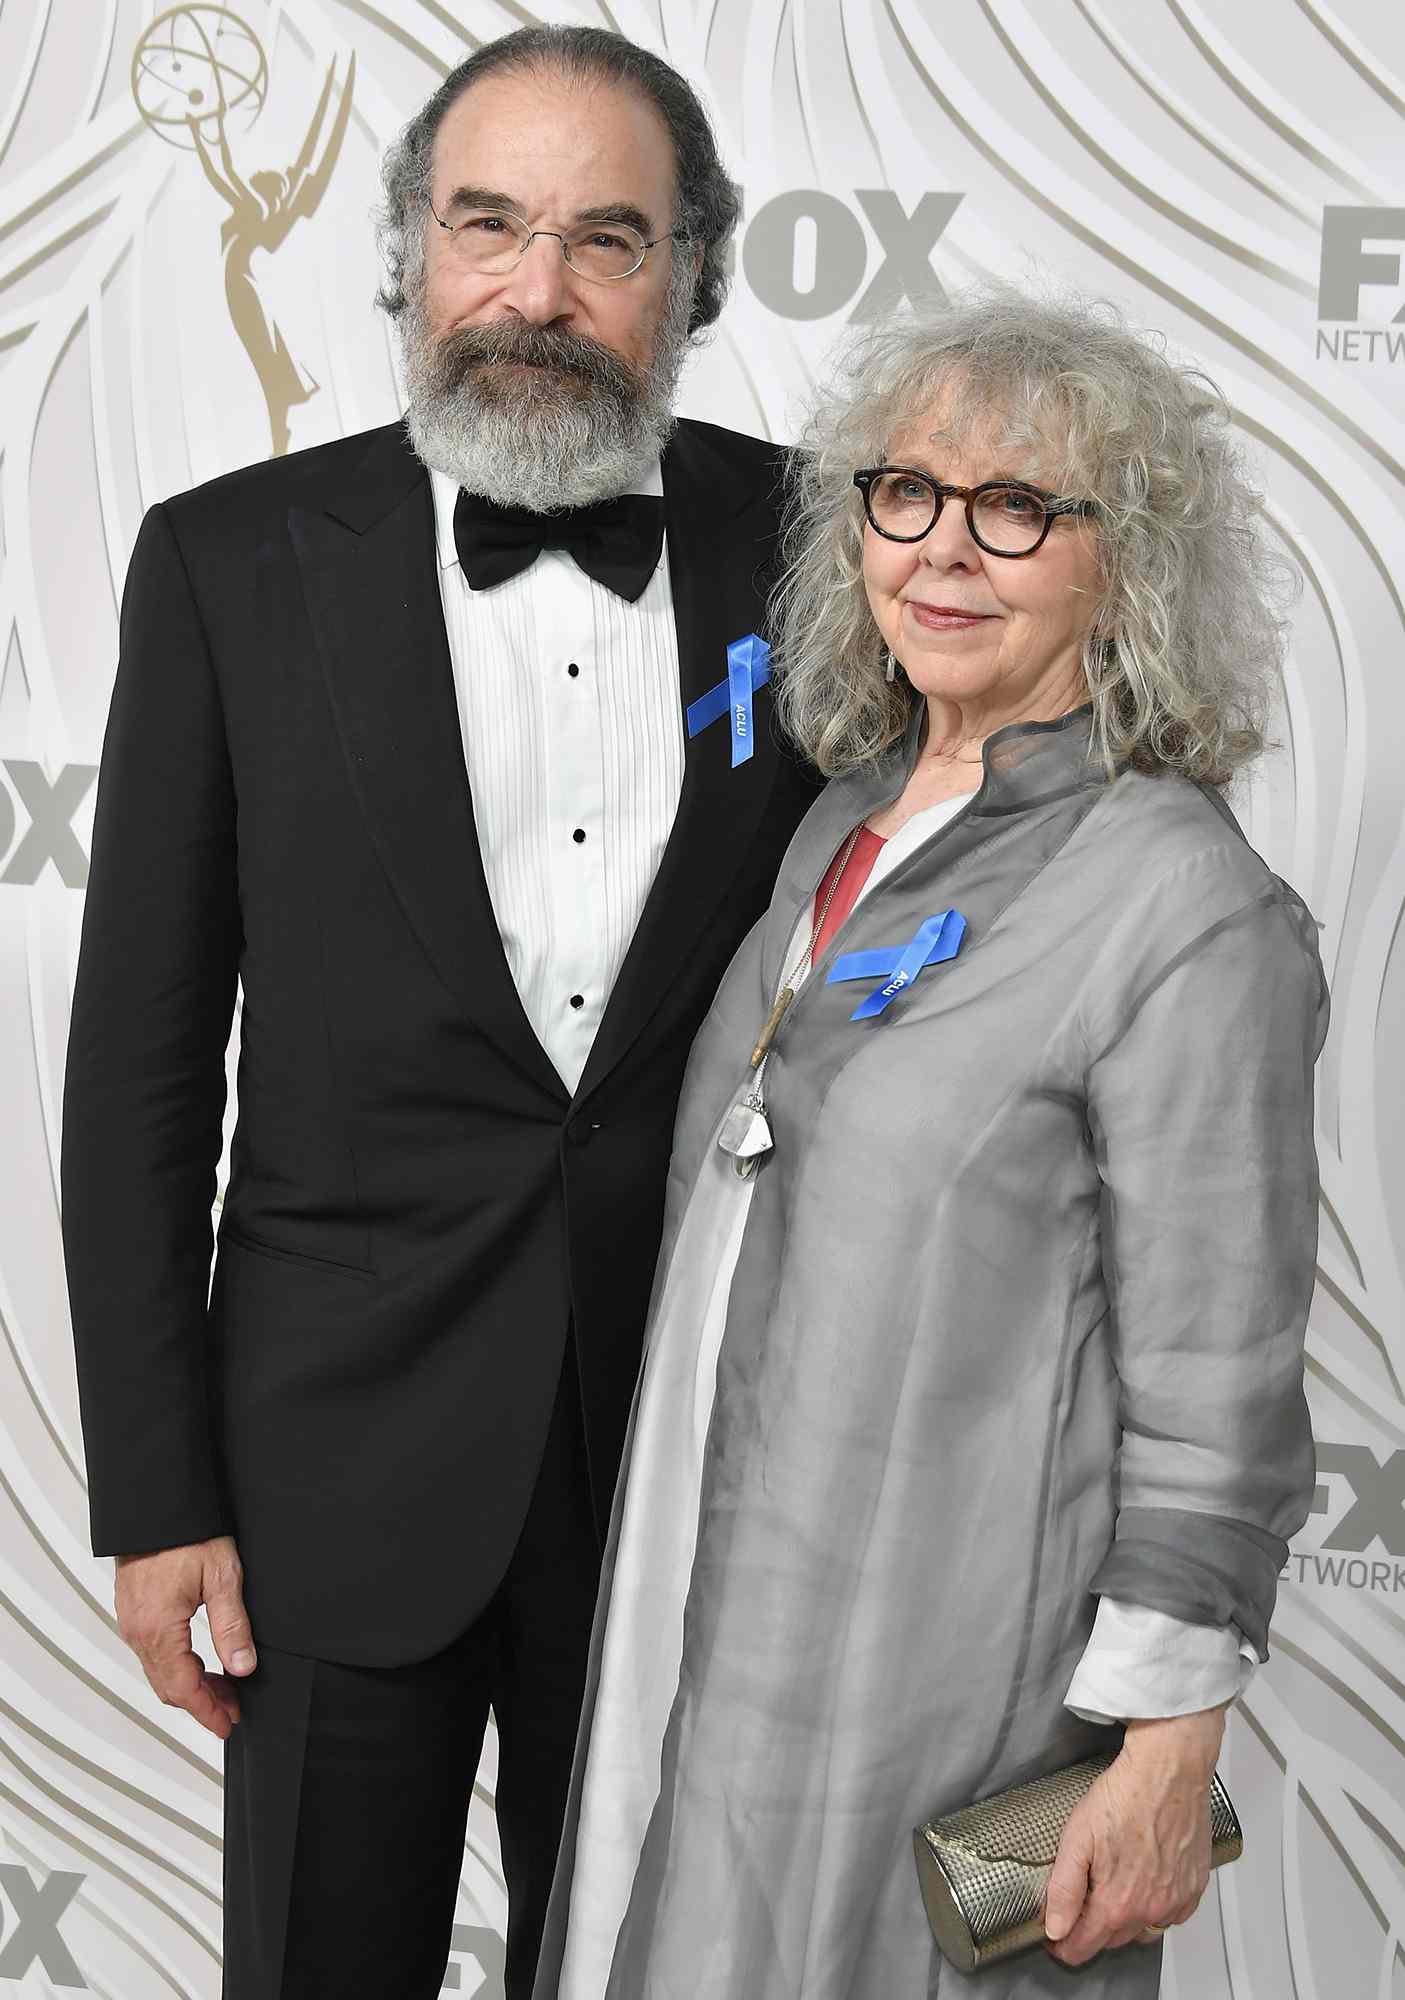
913, 1752, 1243, 1972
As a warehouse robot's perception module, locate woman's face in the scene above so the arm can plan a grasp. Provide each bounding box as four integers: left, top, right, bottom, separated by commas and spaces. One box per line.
862, 396, 1106, 734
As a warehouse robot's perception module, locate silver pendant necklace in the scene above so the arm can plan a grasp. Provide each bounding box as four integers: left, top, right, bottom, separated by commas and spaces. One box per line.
717, 824, 865, 1178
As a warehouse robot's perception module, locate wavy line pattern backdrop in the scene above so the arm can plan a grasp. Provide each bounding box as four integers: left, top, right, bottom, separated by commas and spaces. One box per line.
0, 1, 1402, 1994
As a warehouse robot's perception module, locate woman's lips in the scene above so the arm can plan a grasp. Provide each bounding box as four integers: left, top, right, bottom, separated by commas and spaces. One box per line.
905, 601, 995, 631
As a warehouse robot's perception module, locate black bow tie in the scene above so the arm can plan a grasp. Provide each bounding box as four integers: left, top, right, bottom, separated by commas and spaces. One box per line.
453, 488, 665, 602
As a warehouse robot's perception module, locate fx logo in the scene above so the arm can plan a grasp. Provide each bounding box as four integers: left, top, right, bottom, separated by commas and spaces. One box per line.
741, 190, 961, 323
0, 761, 96, 888
1310, 1442, 1405, 1557
1318, 207, 1405, 321
0, 1865, 85, 1987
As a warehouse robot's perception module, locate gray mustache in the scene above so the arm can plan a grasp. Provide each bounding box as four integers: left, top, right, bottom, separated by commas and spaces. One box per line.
433, 323, 641, 398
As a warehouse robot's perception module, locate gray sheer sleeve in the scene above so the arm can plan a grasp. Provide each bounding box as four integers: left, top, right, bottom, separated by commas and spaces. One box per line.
1084, 873, 1328, 1658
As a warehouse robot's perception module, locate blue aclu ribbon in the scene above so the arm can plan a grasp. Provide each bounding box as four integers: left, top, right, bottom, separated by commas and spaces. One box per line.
685, 633, 772, 767
827, 910, 967, 1020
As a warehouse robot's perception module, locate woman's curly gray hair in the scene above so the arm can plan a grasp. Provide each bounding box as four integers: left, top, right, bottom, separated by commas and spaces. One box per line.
773, 288, 1295, 784
375, 26, 739, 338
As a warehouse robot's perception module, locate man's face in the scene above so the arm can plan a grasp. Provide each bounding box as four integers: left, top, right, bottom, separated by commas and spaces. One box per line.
424, 69, 683, 380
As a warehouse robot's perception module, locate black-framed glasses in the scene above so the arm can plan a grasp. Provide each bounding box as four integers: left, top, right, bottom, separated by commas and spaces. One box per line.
853, 468, 1097, 558
428, 202, 684, 283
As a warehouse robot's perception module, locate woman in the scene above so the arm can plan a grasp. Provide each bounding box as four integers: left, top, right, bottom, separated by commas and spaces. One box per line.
534, 291, 1326, 1998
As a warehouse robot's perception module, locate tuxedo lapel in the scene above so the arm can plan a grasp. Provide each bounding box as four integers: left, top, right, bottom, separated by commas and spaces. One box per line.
289, 428, 565, 1103
574, 421, 791, 1104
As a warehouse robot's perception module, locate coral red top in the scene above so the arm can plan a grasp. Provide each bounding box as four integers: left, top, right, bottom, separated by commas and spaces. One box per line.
811, 825, 886, 964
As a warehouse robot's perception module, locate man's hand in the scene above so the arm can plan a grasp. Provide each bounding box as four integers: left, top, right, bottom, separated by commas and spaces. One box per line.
115, 1535, 256, 1740
1043, 1705, 1227, 1965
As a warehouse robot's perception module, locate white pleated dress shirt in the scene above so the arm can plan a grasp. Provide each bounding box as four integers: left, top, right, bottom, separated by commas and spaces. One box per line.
428, 467, 1250, 1730
430, 463, 683, 1095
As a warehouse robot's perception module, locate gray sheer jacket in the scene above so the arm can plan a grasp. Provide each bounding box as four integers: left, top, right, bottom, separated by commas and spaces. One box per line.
536, 708, 1327, 1999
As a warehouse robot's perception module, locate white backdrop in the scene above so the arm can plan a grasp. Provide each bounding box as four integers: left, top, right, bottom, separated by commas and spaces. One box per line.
1, 2, 1403, 1995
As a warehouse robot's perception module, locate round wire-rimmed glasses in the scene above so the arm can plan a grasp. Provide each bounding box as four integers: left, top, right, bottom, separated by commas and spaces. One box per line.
428, 202, 684, 283
853, 467, 1097, 558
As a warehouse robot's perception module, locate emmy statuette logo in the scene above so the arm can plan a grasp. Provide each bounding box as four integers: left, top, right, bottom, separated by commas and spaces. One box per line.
131, 6, 356, 455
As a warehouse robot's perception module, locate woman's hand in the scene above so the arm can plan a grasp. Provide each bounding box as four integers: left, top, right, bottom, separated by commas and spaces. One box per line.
1042, 1705, 1227, 1966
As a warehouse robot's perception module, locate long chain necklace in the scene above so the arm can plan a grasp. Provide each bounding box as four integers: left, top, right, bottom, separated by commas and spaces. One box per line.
718, 822, 865, 1178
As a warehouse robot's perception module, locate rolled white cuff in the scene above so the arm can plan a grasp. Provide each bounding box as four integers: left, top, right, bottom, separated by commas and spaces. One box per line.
1064, 1595, 1257, 1725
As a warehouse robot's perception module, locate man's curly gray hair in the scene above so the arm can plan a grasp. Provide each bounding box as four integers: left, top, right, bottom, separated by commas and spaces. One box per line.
375, 25, 739, 338
773, 288, 1295, 784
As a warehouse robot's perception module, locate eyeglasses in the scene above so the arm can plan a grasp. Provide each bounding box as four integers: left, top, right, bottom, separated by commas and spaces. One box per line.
428, 203, 683, 283
852, 468, 1097, 558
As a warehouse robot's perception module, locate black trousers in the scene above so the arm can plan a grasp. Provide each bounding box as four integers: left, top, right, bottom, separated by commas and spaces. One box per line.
222, 1348, 602, 1999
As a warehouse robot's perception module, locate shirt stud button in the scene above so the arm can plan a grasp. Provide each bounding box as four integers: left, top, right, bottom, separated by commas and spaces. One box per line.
569, 993, 585, 1010
567, 662, 580, 678
573, 828, 586, 844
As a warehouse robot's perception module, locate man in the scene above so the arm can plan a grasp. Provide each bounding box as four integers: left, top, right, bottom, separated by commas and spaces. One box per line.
62, 28, 814, 1999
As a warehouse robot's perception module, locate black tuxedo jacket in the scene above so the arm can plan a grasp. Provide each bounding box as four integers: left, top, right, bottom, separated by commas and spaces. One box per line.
62, 417, 816, 1664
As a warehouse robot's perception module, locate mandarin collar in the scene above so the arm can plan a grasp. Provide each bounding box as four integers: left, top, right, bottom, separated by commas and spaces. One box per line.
847, 699, 1106, 825
763, 703, 1108, 998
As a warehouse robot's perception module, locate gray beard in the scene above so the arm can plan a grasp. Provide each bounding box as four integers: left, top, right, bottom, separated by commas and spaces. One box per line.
400, 272, 693, 511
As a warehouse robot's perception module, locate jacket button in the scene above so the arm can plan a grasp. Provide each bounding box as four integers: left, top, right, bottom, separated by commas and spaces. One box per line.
567, 1121, 602, 1147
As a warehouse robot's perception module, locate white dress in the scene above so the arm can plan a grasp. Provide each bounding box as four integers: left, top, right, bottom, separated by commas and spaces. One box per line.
557, 798, 966, 1995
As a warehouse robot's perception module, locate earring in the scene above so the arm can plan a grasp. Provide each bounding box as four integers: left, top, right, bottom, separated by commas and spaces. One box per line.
885, 650, 898, 684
